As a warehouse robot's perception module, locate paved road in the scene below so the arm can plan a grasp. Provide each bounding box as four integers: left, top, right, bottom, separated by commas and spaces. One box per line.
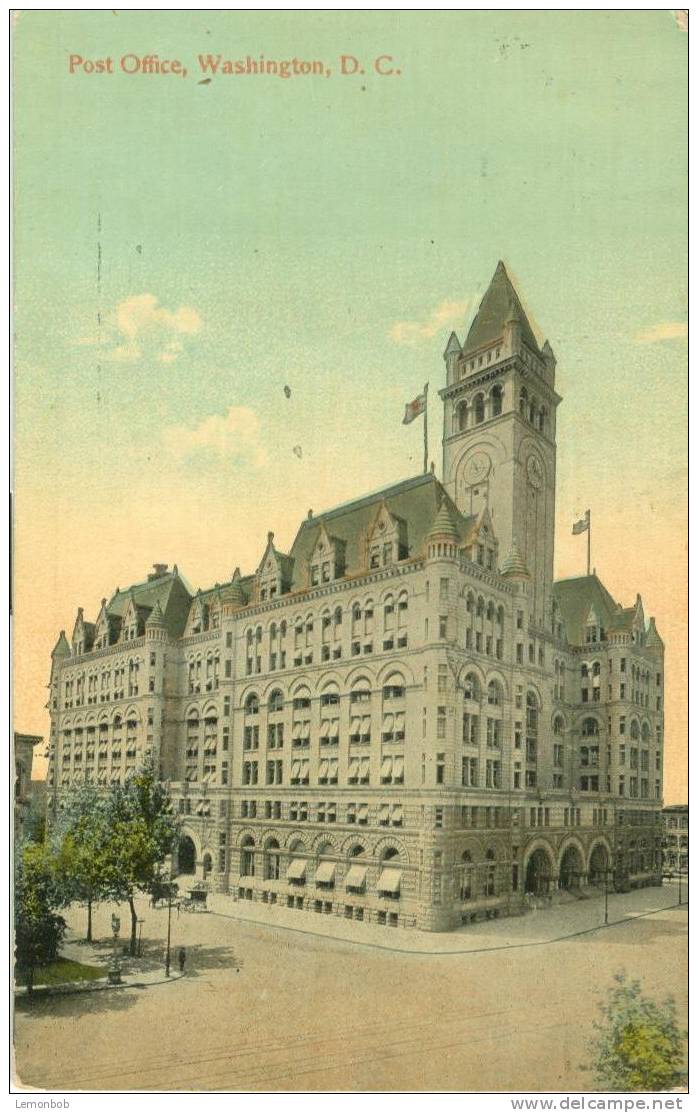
14, 887, 687, 1093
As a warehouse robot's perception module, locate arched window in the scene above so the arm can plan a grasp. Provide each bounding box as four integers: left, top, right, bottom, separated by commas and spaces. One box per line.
538, 407, 547, 433
486, 601, 495, 621
476, 596, 485, 618
487, 680, 502, 706
383, 594, 395, 629
529, 397, 537, 424
496, 605, 504, 627
382, 846, 399, 862
457, 401, 467, 432
383, 674, 405, 701
466, 592, 474, 614
264, 839, 280, 880
245, 694, 259, 715
269, 689, 284, 713
519, 388, 528, 417
582, 718, 600, 738
491, 384, 503, 417
240, 836, 255, 877
553, 715, 565, 736
463, 673, 480, 702
641, 722, 651, 743
460, 851, 473, 900
349, 844, 365, 857
474, 394, 485, 424
630, 720, 640, 741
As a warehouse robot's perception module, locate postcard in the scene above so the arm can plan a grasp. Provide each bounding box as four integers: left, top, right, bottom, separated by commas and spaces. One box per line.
12, 9, 687, 1097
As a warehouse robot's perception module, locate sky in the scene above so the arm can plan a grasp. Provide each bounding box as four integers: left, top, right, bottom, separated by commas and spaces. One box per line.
13, 11, 687, 800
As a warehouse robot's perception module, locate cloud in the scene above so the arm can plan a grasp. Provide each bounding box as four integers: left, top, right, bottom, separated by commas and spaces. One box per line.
162, 405, 267, 467
78, 293, 202, 364
635, 321, 688, 344
388, 298, 473, 346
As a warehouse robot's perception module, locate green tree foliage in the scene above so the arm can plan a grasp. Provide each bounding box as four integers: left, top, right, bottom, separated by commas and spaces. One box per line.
587, 973, 686, 1092
101, 753, 179, 955
14, 843, 67, 995
52, 784, 114, 942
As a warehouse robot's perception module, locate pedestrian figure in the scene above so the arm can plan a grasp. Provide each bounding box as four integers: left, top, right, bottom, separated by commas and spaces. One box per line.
178, 947, 186, 974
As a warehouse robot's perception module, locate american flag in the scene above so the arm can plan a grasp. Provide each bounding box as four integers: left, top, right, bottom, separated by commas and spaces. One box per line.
402, 391, 427, 425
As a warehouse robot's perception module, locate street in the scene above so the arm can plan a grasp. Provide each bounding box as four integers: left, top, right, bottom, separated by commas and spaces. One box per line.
14, 884, 687, 1092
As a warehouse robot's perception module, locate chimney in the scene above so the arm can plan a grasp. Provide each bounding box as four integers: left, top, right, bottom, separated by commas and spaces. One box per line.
148, 563, 169, 581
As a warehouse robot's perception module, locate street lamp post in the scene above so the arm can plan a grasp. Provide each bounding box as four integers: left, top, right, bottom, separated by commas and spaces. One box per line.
165, 880, 175, 977
108, 913, 122, 985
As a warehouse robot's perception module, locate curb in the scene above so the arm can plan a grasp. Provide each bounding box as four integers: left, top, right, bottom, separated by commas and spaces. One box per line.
15, 969, 186, 1000
206, 898, 687, 957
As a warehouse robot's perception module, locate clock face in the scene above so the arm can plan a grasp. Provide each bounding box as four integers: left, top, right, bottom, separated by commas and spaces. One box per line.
463, 451, 491, 486
526, 454, 543, 489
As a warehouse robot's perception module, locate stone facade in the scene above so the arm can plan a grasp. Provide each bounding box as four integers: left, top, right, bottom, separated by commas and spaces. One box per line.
46, 263, 665, 931
662, 804, 688, 876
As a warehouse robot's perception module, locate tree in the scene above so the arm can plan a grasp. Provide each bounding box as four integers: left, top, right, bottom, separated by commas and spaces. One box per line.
14, 842, 67, 995
52, 784, 113, 942
587, 972, 687, 1091
102, 753, 179, 955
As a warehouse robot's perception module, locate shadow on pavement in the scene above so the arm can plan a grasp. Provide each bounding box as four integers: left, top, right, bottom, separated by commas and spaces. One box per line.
14, 984, 143, 1019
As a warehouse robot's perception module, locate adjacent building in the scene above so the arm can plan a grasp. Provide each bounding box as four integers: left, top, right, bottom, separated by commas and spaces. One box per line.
662, 804, 688, 876
45, 263, 665, 931
14, 732, 42, 840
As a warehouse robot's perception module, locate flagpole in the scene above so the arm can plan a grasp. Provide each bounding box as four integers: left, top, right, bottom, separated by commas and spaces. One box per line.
423, 382, 429, 474
587, 509, 591, 576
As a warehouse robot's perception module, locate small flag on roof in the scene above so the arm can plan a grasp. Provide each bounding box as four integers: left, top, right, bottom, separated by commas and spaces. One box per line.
572, 509, 590, 535
402, 391, 427, 425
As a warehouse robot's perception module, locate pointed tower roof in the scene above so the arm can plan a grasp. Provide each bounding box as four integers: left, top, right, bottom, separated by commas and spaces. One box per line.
443, 331, 462, 359
145, 600, 166, 628
51, 630, 71, 658
222, 567, 247, 607
427, 497, 461, 542
500, 541, 530, 579
463, 261, 540, 356
646, 617, 664, 649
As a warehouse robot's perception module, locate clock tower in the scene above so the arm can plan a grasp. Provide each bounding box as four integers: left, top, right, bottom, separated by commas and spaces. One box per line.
439, 262, 562, 628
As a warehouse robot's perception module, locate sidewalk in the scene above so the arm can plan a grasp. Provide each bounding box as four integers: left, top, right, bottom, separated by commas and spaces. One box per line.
206, 882, 686, 955
15, 935, 185, 999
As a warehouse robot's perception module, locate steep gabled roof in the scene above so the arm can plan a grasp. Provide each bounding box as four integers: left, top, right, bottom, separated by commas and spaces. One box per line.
552, 574, 619, 646
288, 473, 474, 590
107, 570, 192, 638
463, 260, 540, 356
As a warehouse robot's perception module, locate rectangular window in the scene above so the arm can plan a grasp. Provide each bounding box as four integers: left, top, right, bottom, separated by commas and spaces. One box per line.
437, 707, 446, 740
439, 616, 448, 640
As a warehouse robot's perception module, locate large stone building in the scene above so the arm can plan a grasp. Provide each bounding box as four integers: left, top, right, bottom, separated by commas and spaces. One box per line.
45, 263, 665, 931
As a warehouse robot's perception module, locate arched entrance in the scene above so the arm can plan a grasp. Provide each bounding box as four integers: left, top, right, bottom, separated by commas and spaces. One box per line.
559, 845, 584, 890
589, 843, 609, 886
525, 847, 553, 895
177, 835, 196, 875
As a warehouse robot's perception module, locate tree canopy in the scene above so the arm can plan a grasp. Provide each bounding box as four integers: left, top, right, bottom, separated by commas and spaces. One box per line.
587, 972, 687, 1092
